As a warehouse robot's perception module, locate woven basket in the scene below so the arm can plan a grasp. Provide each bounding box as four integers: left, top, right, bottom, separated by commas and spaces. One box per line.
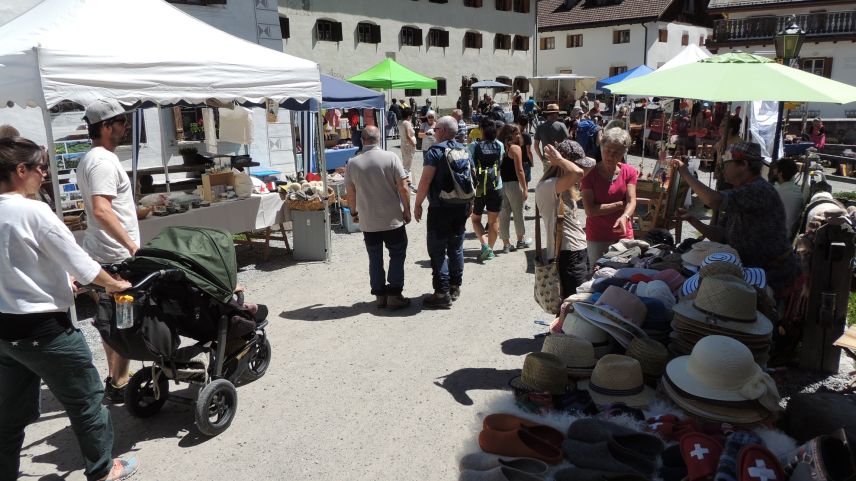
285, 186, 336, 211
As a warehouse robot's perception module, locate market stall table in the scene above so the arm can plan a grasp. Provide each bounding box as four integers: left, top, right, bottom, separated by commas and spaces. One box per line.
313, 146, 359, 171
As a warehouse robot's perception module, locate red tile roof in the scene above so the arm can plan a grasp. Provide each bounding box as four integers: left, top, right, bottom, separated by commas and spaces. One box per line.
538, 0, 677, 30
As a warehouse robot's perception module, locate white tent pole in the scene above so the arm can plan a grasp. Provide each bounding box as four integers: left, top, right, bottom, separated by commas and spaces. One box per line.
131, 108, 140, 198
316, 109, 330, 263
158, 107, 172, 193
31, 47, 62, 220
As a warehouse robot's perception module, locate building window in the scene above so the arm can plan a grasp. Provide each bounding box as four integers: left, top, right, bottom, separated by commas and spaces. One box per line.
279, 16, 290, 39
357, 22, 381, 44
699, 36, 705, 46
428, 0, 448, 3
173, 106, 212, 142
658, 28, 667, 43
513, 76, 529, 93
609, 66, 628, 76
428, 28, 449, 47
513, 35, 529, 51
681, 32, 689, 46
400, 26, 423, 46
430, 78, 447, 96
513, 0, 530, 13
613, 29, 630, 44
495, 0, 512, 11
404, 89, 422, 97
539, 36, 555, 50
316, 19, 343, 42
800, 57, 832, 78
496, 76, 512, 87
464, 0, 483, 6
464, 31, 483, 49
495, 33, 511, 50
559, 69, 572, 74
566, 34, 582, 48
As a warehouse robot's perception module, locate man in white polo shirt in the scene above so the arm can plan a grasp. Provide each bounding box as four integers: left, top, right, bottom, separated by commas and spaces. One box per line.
78, 98, 140, 404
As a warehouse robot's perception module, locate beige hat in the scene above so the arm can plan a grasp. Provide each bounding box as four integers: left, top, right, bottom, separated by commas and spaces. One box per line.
680, 242, 740, 267
661, 375, 772, 425
672, 275, 773, 336
562, 311, 615, 358
541, 334, 596, 379
509, 352, 569, 395
626, 338, 668, 381
544, 103, 565, 114
579, 354, 655, 408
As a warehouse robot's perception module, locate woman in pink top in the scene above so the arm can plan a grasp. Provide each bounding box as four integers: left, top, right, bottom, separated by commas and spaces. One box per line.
580, 127, 637, 267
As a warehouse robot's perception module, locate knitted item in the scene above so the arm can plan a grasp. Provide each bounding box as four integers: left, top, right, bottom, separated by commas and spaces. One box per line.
714, 431, 764, 481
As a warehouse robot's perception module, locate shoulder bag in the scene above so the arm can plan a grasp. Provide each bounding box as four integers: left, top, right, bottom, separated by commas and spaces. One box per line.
533, 199, 565, 315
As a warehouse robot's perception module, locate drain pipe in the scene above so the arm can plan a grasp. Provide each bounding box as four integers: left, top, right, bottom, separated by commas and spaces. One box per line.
642, 22, 649, 66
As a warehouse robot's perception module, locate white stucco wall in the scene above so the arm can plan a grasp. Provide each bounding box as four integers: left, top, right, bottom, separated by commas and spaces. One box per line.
278, 0, 537, 110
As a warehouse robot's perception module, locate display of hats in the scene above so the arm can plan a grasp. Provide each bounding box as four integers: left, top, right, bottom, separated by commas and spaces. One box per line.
681, 242, 740, 267
680, 260, 767, 298
626, 338, 669, 384
635, 280, 676, 310
652, 269, 685, 292
509, 352, 570, 395
637, 296, 672, 343
573, 286, 648, 349
578, 354, 655, 408
541, 334, 596, 379
662, 335, 781, 425
563, 311, 616, 358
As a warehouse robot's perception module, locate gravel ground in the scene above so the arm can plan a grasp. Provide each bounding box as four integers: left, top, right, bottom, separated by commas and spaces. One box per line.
18, 141, 853, 480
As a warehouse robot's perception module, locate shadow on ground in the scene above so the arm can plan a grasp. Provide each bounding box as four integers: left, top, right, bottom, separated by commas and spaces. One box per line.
501, 337, 544, 356
281, 300, 421, 321
434, 368, 520, 405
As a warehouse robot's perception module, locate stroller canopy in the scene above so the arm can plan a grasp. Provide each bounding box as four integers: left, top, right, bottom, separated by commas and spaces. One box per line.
132, 226, 238, 303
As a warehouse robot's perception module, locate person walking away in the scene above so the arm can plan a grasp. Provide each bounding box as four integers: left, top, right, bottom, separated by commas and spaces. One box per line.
389, 98, 403, 140
0, 136, 139, 481
414, 116, 475, 308
534, 104, 570, 173
345, 127, 411, 309
536, 141, 595, 298
469, 119, 505, 261
516, 116, 534, 184
575, 116, 602, 162
512, 95, 523, 123
581, 128, 638, 267
399, 109, 418, 194
523, 96, 538, 133
77, 98, 140, 405
421, 111, 438, 152
771, 158, 805, 240
451, 109, 468, 144
498, 124, 532, 253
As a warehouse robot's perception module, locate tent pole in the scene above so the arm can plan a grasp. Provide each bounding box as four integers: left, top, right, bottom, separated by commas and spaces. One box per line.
32, 47, 62, 220
132, 108, 140, 199
157, 107, 172, 193
772, 101, 784, 162
316, 109, 331, 263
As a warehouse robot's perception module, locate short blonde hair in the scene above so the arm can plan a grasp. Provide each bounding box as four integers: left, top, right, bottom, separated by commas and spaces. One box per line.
601, 127, 631, 148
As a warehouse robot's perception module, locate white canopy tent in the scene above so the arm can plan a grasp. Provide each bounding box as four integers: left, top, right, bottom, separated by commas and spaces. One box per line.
529, 74, 597, 106
0, 0, 330, 259
658, 44, 713, 71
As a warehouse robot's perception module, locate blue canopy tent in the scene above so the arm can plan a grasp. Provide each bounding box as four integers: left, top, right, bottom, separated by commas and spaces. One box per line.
597, 65, 655, 94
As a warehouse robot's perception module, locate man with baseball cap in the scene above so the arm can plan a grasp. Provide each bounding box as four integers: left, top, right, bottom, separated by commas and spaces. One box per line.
533, 104, 569, 173
78, 98, 140, 404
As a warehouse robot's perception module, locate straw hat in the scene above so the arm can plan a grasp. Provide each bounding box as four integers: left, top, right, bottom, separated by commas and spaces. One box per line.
509, 352, 570, 395
665, 335, 781, 413
626, 338, 669, 381
562, 312, 615, 358
579, 354, 654, 408
660, 376, 772, 425
681, 242, 740, 267
541, 334, 596, 379
672, 276, 773, 336
544, 103, 565, 114
573, 286, 648, 349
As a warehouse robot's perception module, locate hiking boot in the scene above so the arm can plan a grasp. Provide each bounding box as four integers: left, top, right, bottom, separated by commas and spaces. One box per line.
450, 285, 461, 302
386, 294, 411, 310
516, 238, 533, 250
103, 456, 139, 481
502, 244, 516, 254
423, 292, 452, 309
103, 377, 127, 405
375, 295, 387, 308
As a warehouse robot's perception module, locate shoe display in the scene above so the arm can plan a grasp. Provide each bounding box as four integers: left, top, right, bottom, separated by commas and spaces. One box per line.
376, 295, 387, 308
386, 294, 411, 310
516, 238, 533, 250
103, 377, 127, 405
450, 285, 461, 302
423, 292, 452, 309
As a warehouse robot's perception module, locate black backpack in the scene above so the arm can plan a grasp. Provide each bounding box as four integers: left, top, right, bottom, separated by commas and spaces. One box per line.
473, 140, 502, 197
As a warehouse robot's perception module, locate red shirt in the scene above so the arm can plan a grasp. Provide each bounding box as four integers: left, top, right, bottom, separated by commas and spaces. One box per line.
580, 163, 638, 242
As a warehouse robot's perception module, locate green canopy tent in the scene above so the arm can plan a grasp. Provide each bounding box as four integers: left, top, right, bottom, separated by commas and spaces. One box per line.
347, 58, 438, 90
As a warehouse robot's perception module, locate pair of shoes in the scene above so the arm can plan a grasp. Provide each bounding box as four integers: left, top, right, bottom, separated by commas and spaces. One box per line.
386, 294, 411, 310
562, 418, 665, 477
103, 377, 127, 405
450, 285, 461, 302
479, 245, 495, 261
103, 456, 139, 481
516, 238, 533, 250
459, 452, 548, 480
502, 244, 516, 254
423, 292, 452, 309
375, 295, 387, 308
478, 413, 565, 465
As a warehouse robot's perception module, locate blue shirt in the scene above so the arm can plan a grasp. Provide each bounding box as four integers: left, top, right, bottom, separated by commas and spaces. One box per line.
424, 139, 474, 207
524, 99, 536, 114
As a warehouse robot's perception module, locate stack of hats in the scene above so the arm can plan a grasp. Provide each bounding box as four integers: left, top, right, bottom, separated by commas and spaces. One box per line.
628, 280, 675, 344
509, 352, 571, 396
679, 252, 768, 298
562, 311, 616, 358
662, 335, 782, 425
540, 334, 596, 380
670, 275, 773, 364
680, 242, 739, 271
578, 354, 655, 409
626, 338, 669, 386
573, 286, 648, 349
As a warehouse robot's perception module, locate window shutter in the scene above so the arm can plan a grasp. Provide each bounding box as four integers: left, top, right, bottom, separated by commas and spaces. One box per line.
372, 24, 381, 43
441, 30, 450, 47
476, 33, 483, 48
279, 17, 290, 39
332, 22, 343, 42
173, 106, 185, 141
522, 0, 530, 13
823, 57, 833, 78
204, 0, 227, 4
523, 36, 529, 50
415, 28, 424, 46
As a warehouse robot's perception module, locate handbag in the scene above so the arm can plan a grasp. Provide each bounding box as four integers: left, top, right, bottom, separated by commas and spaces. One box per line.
533, 201, 565, 315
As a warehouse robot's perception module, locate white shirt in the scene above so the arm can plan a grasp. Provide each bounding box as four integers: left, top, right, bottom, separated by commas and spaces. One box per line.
77, 146, 141, 263
0, 194, 101, 314
774, 180, 804, 238
535, 177, 587, 261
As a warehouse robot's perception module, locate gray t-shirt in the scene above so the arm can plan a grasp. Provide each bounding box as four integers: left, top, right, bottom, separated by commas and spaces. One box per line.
534, 120, 569, 152
344, 146, 407, 232
78, 147, 140, 264
535, 177, 586, 262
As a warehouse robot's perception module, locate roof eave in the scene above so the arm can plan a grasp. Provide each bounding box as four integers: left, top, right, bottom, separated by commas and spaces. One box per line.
539, 15, 661, 32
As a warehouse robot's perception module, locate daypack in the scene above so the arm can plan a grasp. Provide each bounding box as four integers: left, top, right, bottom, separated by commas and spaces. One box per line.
438, 146, 475, 204
576, 119, 600, 157
472, 140, 503, 197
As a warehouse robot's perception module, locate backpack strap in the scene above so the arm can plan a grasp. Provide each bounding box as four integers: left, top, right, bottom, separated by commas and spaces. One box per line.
554, 194, 565, 260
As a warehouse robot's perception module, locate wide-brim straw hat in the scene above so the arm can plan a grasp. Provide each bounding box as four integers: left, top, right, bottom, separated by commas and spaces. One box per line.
680, 242, 740, 267
672, 275, 773, 336
509, 352, 570, 395
660, 375, 772, 425
562, 311, 615, 358
578, 354, 655, 408
681, 263, 767, 298
626, 338, 669, 379
544, 103, 566, 114
541, 334, 596, 379
573, 302, 647, 349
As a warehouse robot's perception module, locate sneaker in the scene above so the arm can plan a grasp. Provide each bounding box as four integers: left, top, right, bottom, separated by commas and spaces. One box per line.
386, 294, 411, 310
502, 244, 516, 254
423, 292, 452, 309
103, 378, 127, 405
479, 245, 495, 261
516, 238, 533, 250
375, 295, 387, 308
450, 285, 461, 302
103, 456, 139, 481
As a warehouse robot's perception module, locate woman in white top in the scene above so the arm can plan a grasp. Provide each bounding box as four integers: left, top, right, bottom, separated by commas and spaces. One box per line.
399, 108, 417, 192
420, 110, 438, 153
0, 137, 138, 481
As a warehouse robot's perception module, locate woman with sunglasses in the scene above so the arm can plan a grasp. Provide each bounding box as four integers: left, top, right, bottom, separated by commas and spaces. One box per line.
420, 110, 438, 152
0, 137, 139, 481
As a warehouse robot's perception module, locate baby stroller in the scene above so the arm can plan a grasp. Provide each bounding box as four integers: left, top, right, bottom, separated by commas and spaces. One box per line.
94, 226, 271, 436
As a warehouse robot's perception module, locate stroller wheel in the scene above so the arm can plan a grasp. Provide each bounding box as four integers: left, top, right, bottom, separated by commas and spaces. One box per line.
125, 368, 169, 418
241, 337, 272, 383
195, 379, 238, 436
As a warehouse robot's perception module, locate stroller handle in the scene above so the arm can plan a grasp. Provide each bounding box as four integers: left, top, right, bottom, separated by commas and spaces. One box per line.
80, 268, 185, 295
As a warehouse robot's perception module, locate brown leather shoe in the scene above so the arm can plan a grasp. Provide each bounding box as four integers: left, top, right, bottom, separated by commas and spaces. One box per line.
479, 428, 564, 465
386, 294, 411, 310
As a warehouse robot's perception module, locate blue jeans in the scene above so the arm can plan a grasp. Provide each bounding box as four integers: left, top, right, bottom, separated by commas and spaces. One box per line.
363, 225, 408, 296
426, 206, 467, 293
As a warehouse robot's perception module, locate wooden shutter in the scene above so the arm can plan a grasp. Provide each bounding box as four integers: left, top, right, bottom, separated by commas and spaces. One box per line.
415, 28, 424, 46
331, 21, 343, 42
279, 17, 290, 39
441, 30, 450, 47
823, 57, 833, 78
476, 33, 483, 48
173, 106, 185, 141
372, 24, 381, 43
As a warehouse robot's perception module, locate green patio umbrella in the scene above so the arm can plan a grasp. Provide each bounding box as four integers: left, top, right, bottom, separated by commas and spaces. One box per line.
347, 58, 437, 90
607, 52, 856, 104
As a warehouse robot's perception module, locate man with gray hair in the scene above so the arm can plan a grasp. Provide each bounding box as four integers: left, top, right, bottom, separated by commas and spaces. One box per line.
451, 109, 467, 144
414, 116, 475, 308
346, 126, 412, 309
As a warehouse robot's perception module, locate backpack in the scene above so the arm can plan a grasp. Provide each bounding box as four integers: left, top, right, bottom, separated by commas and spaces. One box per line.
438, 146, 475, 204
576, 119, 600, 157
472, 141, 502, 197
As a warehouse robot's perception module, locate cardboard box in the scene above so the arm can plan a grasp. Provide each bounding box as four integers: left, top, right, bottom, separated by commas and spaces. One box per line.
202, 172, 235, 203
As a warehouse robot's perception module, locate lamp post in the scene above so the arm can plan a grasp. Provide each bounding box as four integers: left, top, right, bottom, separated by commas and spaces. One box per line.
772, 15, 805, 161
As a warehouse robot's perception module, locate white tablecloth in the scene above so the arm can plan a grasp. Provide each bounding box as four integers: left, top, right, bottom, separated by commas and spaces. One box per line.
73, 193, 286, 245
